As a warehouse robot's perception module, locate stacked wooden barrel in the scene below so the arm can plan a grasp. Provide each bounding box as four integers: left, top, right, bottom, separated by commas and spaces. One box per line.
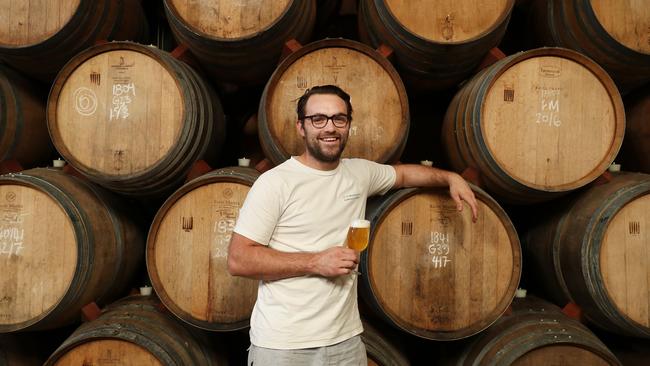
146, 167, 259, 331
0, 168, 143, 332
44, 296, 227, 365
442, 47, 625, 204
451, 296, 621, 365
525, 172, 650, 338
0, 0, 649, 364
0, 0, 149, 82
361, 185, 521, 340
47, 41, 226, 198
258, 38, 409, 165
533, 0, 650, 94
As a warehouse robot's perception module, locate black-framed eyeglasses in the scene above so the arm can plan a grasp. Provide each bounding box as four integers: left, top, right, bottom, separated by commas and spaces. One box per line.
302, 113, 350, 128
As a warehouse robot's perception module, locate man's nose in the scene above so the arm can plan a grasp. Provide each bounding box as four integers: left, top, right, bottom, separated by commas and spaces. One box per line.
322, 118, 337, 131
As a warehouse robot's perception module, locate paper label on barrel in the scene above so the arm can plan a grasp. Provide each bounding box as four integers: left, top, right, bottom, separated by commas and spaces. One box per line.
0, 197, 27, 258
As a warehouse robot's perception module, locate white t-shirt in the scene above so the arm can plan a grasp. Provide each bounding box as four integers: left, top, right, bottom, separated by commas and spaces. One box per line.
233, 157, 396, 349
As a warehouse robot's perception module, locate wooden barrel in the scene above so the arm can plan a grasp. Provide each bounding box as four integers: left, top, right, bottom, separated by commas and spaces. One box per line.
525, 172, 650, 338
163, 0, 316, 86
533, 0, 650, 94
619, 87, 650, 174
0, 65, 52, 168
0, 168, 143, 332
360, 186, 521, 340
47, 41, 226, 198
362, 321, 409, 366
258, 38, 409, 166
147, 167, 259, 331
358, 0, 514, 91
442, 47, 625, 204
0, 0, 148, 82
453, 296, 621, 365
44, 296, 227, 365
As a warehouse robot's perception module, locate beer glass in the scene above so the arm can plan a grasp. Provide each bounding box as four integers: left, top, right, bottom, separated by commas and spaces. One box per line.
346, 219, 370, 274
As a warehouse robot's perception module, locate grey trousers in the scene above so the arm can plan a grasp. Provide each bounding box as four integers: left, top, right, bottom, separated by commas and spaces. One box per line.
247, 335, 367, 366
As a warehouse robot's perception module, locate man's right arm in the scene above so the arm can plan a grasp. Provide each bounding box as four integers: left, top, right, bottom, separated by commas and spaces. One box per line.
227, 232, 359, 281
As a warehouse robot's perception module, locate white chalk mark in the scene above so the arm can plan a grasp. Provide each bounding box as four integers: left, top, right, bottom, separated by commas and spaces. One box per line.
73, 87, 98, 116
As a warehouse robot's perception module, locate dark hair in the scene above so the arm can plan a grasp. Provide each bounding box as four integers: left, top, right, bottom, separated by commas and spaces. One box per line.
296, 85, 353, 121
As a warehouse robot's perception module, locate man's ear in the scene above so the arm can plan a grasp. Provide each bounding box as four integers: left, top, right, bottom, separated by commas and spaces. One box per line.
296, 120, 305, 138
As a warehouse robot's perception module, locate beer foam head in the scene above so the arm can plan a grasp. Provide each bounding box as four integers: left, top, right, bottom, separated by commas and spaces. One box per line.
351, 219, 370, 228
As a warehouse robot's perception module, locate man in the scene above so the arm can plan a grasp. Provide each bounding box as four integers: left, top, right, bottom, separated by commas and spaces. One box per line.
228, 85, 478, 365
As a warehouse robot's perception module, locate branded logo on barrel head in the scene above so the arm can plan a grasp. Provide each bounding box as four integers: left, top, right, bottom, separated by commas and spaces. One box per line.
402, 221, 413, 236
90, 71, 100, 86
629, 221, 641, 235
539, 65, 561, 78
5, 192, 15, 202
324, 56, 345, 83
223, 188, 234, 199
297, 76, 308, 89
504, 85, 515, 102
182, 216, 193, 232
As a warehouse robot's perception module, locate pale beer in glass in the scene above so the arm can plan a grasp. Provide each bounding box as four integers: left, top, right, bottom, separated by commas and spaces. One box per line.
347, 219, 370, 252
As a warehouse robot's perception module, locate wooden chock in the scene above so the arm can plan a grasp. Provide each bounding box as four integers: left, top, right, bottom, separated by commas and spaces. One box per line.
62, 164, 88, 181
255, 158, 275, 174
185, 160, 213, 183
476, 47, 507, 72
591, 170, 613, 186
561, 301, 583, 322
0, 160, 23, 175
376, 44, 394, 60
94, 39, 109, 46
171, 44, 202, 71
461, 167, 483, 188
503, 304, 514, 316
81, 302, 102, 322
281, 39, 303, 61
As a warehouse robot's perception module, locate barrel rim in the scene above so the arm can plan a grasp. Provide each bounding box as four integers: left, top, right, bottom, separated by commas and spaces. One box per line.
258, 37, 410, 165
0, 170, 82, 332
584, 0, 650, 57
478, 46, 626, 192
374, 0, 516, 46
0, 0, 85, 49
362, 185, 521, 340
584, 176, 650, 336
163, 0, 296, 42
46, 41, 187, 181
146, 166, 260, 331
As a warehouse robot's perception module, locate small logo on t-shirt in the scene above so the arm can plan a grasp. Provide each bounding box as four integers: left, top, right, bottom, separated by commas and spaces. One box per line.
343, 193, 361, 201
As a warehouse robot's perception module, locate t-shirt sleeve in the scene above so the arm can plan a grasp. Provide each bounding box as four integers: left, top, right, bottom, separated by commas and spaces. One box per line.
233, 174, 282, 246
365, 160, 397, 196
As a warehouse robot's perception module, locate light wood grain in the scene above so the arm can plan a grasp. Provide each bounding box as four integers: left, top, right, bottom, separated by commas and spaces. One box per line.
152, 182, 257, 325
0, 0, 80, 46
168, 0, 291, 39
601, 194, 650, 328
368, 190, 518, 335
591, 0, 650, 54
384, 0, 511, 42
482, 55, 617, 189
0, 184, 76, 326
55, 49, 183, 176
265, 43, 407, 163
53, 340, 162, 366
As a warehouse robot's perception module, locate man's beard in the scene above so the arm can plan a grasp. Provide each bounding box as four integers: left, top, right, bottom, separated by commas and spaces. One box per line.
305, 133, 348, 163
